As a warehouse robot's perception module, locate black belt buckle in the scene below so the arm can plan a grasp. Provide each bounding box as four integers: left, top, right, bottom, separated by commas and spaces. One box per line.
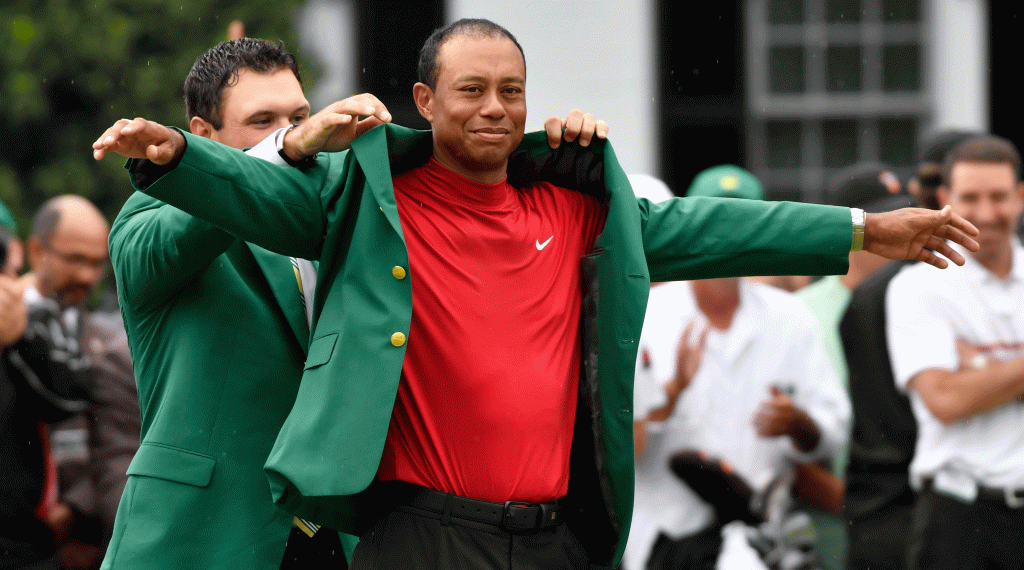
502, 501, 542, 531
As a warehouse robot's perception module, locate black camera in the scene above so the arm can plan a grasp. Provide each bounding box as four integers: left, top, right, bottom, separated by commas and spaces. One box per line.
6, 294, 95, 422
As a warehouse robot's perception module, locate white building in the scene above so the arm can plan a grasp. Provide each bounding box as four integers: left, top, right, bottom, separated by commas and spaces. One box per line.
295, 0, 989, 201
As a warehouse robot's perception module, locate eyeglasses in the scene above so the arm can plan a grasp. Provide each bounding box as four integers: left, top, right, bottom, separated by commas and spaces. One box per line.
44, 244, 108, 274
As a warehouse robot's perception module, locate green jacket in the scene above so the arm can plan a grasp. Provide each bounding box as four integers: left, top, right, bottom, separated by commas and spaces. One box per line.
103, 196, 312, 569
129, 124, 851, 567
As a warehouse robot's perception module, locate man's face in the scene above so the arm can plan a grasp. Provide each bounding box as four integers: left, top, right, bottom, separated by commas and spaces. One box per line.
940, 161, 1024, 263
201, 67, 310, 150
34, 217, 109, 307
415, 34, 527, 184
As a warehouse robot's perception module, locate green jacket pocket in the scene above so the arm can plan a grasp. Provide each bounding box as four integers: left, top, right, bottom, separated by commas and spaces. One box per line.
304, 333, 338, 370
126, 442, 216, 488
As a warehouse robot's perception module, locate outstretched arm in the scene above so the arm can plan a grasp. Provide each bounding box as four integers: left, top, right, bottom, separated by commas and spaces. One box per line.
92, 94, 392, 164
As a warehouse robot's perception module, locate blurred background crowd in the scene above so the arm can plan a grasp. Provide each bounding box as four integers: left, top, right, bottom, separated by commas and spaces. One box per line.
2, 1, 1022, 570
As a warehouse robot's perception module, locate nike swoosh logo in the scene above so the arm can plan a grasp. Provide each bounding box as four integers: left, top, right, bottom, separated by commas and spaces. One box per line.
536, 236, 554, 251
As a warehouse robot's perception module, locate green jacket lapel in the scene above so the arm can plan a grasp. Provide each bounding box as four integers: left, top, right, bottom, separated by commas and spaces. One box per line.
351, 124, 435, 243
247, 244, 310, 353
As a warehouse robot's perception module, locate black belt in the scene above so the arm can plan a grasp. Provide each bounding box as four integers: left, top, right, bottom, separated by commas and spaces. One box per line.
923, 477, 1024, 508
397, 485, 564, 531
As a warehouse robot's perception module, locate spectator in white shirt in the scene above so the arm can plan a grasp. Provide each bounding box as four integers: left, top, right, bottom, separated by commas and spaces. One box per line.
886, 135, 1024, 570
627, 166, 850, 570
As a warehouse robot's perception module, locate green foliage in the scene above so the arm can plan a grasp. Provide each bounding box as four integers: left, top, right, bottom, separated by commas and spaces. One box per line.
0, 0, 314, 233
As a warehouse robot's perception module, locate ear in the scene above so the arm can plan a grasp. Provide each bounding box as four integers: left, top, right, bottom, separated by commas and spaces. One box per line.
2, 237, 25, 276
26, 235, 44, 270
936, 185, 951, 208
189, 116, 215, 138
1016, 181, 1024, 201
412, 82, 434, 123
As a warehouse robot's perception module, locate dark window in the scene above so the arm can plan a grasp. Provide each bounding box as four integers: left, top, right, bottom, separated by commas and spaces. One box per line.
883, 44, 921, 91
879, 118, 917, 167
765, 120, 802, 168
770, 46, 805, 93
827, 46, 862, 92
827, 0, 862, 23
882, 0, 920, 22
769, 0, 804, 23
822, 119, 859, 167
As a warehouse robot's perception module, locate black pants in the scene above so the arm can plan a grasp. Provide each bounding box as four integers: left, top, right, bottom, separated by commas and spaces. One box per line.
907, 487, 1024, 570
645, 526, 722, 570
279, 525, 348, 570
846, 490, 914, 570
349, 507, 589, 570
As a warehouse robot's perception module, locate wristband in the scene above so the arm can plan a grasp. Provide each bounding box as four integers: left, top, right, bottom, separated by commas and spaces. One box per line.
276, 124, 317, 168
851, 207, 866, 252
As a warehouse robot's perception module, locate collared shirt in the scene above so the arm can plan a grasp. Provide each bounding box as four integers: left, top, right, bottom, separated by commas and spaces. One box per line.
887, 239, 1024, 488
625, 279, 849, 570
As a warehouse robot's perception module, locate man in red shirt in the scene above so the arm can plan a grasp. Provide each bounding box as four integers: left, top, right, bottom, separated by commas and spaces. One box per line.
94, 18, 978, 570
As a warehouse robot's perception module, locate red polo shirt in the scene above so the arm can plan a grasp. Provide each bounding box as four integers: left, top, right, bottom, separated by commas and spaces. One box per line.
376, 158, 606, 503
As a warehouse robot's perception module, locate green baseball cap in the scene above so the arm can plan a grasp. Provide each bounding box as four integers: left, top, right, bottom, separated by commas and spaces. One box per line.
686, 165, 764, 201
0, 197, 15, 233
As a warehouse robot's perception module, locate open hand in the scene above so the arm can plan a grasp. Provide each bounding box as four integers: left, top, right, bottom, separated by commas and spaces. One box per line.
668, 319, 709, 400
543, 109, 609, 149
646, 319, 708, 423
92, 118, 184, 165
282, 93, 391, 159
864, 205, 980, 269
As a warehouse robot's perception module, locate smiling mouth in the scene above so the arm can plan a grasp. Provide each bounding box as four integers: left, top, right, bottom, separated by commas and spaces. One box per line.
472, 128, 509, 141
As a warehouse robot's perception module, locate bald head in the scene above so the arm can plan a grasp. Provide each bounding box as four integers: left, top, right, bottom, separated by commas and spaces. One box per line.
32, 195, 109, 243
28, 195, 110, 306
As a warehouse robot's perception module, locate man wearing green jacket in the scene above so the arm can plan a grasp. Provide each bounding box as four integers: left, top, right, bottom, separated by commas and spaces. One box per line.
100, 38, 353, 570
94, 19, 978, 570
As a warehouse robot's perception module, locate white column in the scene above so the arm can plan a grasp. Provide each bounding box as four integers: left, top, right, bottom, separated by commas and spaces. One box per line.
447, 0, 659, 177
294, 0, 358, 111
928, 0, 988, 131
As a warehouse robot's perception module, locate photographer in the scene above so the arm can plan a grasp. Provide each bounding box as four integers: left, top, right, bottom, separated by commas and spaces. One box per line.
2, 201, 89, 570
2, 196, 134, 570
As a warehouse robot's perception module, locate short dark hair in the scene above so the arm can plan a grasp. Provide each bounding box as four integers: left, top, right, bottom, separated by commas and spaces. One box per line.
184, 38, 301, 129
417, 18, 526, 90
943, 135, 1022, 187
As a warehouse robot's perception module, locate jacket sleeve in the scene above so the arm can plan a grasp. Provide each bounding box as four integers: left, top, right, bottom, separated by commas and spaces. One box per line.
110, 192, 237, 312
126, 131, 345, 260
639, 196, 852, 281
